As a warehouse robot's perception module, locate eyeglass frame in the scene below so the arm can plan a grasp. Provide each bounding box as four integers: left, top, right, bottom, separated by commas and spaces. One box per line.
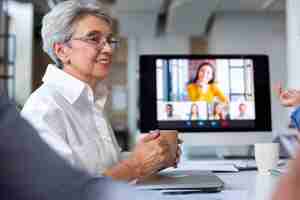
67, 32, 120, 50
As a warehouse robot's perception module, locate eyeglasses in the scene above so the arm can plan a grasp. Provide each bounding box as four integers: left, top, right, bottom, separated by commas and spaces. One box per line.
69, 33, 119, 50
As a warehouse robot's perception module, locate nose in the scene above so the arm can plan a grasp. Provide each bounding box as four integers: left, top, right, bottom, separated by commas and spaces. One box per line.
99, 40, 113, 53
205, 71, 211, 77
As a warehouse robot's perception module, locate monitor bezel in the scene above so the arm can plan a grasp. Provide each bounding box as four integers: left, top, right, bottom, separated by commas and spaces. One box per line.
139, 54, 272, 133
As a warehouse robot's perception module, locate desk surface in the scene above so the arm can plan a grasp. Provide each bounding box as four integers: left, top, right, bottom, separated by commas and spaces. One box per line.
179, 159, 282, 200
216, 171, 279, 200
140, 170, 280, 200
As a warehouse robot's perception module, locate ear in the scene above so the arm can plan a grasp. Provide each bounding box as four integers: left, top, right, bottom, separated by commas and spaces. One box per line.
53, 43, 72, 65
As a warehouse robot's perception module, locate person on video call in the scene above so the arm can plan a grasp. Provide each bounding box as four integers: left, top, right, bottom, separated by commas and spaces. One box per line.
21, 0, 181, 181
211, 102, 228, 120
165, 104, 174, 118
187, 62, 228, 103
236, 102, 250, 119
164, 104, 181, 120
188, 103, 200, 120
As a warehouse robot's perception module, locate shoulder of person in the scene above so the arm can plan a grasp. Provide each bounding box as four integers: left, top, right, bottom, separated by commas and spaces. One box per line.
21, 84, 65, 120
187, 83, 197, 89
210, 83, 221, 90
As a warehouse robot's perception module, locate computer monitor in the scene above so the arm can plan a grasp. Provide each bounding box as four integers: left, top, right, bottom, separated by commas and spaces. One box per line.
139, 55, 272, 146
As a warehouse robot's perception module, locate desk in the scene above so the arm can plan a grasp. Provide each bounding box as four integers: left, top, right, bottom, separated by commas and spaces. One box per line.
216, 171, 279, 200
139, 170, 280, 200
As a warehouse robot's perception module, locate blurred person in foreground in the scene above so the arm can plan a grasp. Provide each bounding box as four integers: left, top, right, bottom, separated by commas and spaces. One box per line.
272, 151, 300, 200
272, 83, 300, 200
21, 0, 181, 182
0, 92, 174, 200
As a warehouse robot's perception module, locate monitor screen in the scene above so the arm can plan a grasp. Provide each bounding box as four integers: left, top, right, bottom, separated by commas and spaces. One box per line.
139, 55, 272, 133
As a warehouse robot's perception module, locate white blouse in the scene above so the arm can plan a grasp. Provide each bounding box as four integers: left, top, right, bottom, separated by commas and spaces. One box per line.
21, 64, 121, 176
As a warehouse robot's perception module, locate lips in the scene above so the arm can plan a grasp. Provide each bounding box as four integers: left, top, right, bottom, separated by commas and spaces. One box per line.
99, 59, 110, 64
97, 57, 111, 64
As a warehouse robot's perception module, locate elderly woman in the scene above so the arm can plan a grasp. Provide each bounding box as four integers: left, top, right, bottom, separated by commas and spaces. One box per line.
21, 0, 179, 181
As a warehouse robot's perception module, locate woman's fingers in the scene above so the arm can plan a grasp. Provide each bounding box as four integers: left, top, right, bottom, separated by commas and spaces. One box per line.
177, 138, 183, 145
274, 82, 283, 96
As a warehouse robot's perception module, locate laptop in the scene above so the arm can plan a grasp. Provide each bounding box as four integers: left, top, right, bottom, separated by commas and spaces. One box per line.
136, 170, 224, 192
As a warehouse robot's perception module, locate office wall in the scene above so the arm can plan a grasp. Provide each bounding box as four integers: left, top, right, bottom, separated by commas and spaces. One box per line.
7, 1, 33, 105
208, 12, 288, 134
138, 35, 190, 54
105, 38, 128, 132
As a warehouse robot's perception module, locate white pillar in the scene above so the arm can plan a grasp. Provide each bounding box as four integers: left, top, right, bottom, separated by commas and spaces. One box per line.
127, 37, 139, 148
286, 0, 300, 89
7, 1, 33, 105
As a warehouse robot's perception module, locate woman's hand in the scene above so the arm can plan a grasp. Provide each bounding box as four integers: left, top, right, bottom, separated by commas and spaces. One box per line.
128, 132, 175, 179
274, 82, 300, 107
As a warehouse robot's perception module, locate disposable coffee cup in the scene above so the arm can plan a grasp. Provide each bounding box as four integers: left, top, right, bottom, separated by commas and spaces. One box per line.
254, 143, 279, 175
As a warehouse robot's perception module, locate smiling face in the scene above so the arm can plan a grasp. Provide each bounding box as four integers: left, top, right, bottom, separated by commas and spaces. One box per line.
239, 103, 247, 113
214, 103, 223, 115
191, 104, 199, 115
56, 15, 113, 83
197, 64, 214, 84
166, 104, 173, 117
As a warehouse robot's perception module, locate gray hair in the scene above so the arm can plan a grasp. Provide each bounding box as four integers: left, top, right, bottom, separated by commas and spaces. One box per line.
41, 0, 113, 67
